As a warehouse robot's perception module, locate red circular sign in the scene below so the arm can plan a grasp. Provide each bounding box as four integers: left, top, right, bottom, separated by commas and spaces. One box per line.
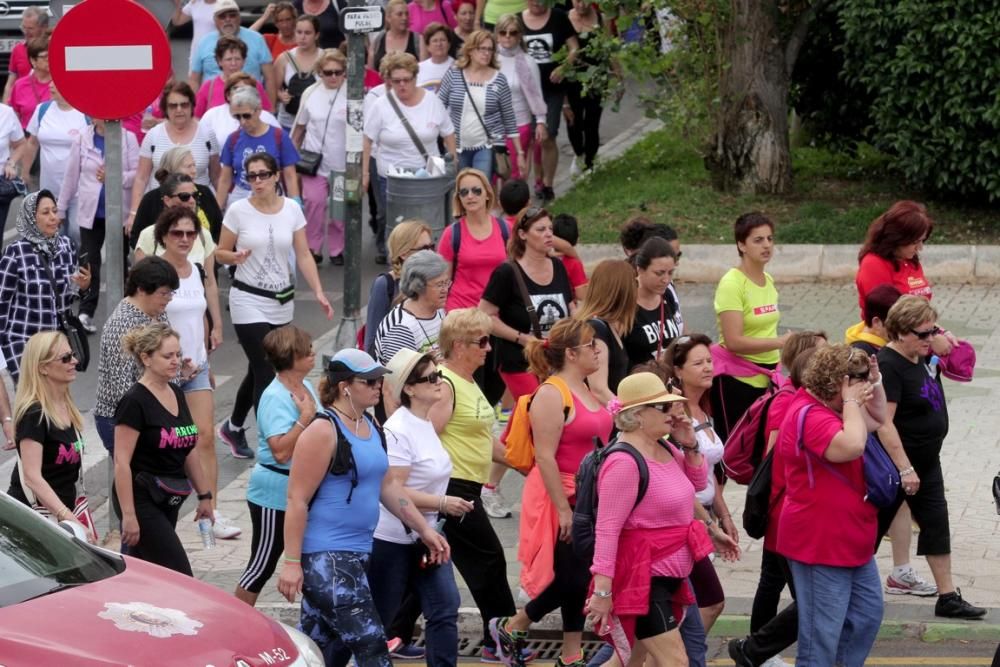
49, 0, 172, 119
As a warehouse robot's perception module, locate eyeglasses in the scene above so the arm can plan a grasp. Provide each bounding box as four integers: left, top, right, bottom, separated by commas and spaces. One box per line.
169, 191, 196, 202
169, 229, 199, 240
458, 186, 484, 198
475, 46, 495, 53
413, 243, 435, 252
910, 326, 941, 340
498, 29, 520, 37
167, 101, 192, 110
466, 335, 490, 349
57, 351, 76, 364
573, 339, 597, 351
354, 377, 383, 387
390, 76, 415, 85
410, 370, 444, 385
429, 279, 452, 291
322, 69, 345, 77
232, 112, 254, 120
246, 170, 275, 182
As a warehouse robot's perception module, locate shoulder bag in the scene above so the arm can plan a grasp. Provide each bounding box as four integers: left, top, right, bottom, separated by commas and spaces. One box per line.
296, 86, 341, 176
459, 73, 511, 179
509, 260, 542, 339
39, 254, 90, 372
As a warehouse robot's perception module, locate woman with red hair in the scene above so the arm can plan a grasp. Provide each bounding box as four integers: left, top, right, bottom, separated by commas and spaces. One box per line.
856, 200, 934, 313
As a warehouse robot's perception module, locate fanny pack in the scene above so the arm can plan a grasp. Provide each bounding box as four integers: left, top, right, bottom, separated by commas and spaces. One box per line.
261, 462, 290, 476
232, 279, 296, 305
136, 471, 192, 507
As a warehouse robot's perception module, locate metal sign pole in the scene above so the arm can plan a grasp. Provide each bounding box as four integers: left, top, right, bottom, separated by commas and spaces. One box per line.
104, 119, 124, 532
333, 0, 379, 353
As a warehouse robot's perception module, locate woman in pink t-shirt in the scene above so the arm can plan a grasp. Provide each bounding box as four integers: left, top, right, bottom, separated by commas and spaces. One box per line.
775, 344, 886, 666
492, 319, 612, 667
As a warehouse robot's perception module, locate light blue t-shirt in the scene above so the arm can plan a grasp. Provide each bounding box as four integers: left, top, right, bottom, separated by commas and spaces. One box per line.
191, 27, 272, 81
247, 378, 319, 511
302, 412, 388, 555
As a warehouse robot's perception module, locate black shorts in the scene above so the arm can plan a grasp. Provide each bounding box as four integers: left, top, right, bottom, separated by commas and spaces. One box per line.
689, 555, 725, 608
635, 577, 682, 640
238, 501, 286, 594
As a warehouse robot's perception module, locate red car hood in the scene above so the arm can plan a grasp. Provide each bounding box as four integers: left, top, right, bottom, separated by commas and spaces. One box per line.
0, 555, 300, 666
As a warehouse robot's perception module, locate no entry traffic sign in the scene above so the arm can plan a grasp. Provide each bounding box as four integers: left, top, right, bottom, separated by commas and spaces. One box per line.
49, 0, 171, 119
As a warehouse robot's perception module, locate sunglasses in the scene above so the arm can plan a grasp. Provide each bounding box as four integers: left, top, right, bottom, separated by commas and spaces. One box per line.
847, 370, 869, 381
413, 243, 435, 252
410, 370, 444, 385
170, 191, 196, 202
246, 170, 275, 182
646, 402, 674, 413
354, 377, 383, 387
232, 112, 254, 120
167, 101, 191, 110
169, 229, 199, 240
57, 351, 76, 364
911, 326, 941, 340
466, 335, 490, 349
459, 186, 484, 198
498, 29, 520, 36
322, 69, 345, 77
573, 339, 597, 351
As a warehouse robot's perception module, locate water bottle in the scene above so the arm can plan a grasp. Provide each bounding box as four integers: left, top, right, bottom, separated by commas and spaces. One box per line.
198, 517, 215, 549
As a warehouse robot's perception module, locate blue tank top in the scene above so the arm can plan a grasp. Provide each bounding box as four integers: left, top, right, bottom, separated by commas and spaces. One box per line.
301, 413, 389, 554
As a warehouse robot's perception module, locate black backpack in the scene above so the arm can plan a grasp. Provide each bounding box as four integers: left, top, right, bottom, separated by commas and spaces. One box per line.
572, 437, 654, 562
310, 408, 387, 505
283, 52, 316, 116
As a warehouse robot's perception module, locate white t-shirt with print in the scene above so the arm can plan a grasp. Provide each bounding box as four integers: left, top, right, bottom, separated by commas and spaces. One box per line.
296, 83, 348, 175
0, 104, 24, 165
363, 89, 454, 177
223, 197, 306, 325
165, 261, 208, 369
26, 104, 89, 195
417, 57, 455, 92
375, 406, 453, 544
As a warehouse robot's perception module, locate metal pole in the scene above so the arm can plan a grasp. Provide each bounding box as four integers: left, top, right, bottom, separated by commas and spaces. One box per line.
332, 0, 367, 354
104, 119, 124, 533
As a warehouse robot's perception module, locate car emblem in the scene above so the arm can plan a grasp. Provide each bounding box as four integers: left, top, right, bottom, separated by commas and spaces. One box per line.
0, 3, 10, 17
98, 601, 203, 638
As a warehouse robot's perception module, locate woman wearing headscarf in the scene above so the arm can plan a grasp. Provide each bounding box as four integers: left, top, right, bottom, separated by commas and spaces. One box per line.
0, 190, 90, 380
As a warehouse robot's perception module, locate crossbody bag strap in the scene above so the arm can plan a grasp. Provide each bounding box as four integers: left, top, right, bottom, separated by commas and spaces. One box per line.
386, 90, 430, 161
311, 86, 340, 157
509, 260, 542, 339
459, 73, 492, 142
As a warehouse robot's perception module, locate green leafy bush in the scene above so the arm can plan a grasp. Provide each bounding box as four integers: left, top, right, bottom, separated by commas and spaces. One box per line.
840, 0, 1000, 200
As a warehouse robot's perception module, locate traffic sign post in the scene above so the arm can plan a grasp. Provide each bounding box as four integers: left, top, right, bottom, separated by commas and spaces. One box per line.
333, 0, 382, 353
49, 0, 171, 531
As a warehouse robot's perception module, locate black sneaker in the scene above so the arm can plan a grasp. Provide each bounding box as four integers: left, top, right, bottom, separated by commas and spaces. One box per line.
935, 588, 986, 619
331, 254, 344, 266
311, 253, 323, 265
219, 421, 254, 459
541, 186, 555, 202
727, 638, 754, 667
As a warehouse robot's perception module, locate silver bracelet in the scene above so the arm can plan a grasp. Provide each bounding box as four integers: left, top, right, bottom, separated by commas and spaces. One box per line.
898, 466, 915, 477
592, 589, 612, 598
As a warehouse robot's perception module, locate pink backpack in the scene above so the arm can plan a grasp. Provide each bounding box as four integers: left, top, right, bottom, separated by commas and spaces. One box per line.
722, 385, 793, 484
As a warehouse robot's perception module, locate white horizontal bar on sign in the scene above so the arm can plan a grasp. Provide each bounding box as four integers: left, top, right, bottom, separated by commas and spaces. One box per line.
65, 45, 153, 71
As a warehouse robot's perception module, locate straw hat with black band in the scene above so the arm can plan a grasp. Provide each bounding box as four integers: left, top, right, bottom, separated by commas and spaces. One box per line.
384, 348, 432, 403
616, 372, 687, 411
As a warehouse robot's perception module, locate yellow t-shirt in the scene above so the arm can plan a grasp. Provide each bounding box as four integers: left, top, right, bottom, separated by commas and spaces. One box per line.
439, 366, 496, 484
714, 268, 780, 388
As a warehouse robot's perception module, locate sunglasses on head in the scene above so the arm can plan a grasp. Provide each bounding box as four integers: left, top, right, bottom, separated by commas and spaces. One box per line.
911, 326, 941, 340
354, 377, 383, 387
247, 170, 275, 182
232, 112, 254, 120
410, 370, 444, 385
458, 186, 483, 198
170, 191, 196, 202
467, 335, 490, 349
169, 229, 199, 240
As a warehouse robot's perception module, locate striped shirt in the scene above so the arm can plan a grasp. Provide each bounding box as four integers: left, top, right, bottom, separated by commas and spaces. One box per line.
372, 303, 445, 366
437, 68, 518, 149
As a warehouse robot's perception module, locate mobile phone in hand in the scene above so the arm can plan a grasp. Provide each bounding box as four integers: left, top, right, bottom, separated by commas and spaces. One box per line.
78, 250, 90, 270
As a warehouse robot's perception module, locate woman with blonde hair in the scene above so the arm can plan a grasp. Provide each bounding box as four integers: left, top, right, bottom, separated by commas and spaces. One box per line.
438, 29, 522, 179
5, 331, 91, 539
493, 318, 611, 667
494, 13, 547, 180
113, 323, 215, 575
574, 259, 636, 402
364, 220, 434, 354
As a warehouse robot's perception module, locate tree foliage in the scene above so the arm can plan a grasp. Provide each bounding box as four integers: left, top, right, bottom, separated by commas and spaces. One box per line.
840, 0, 1000, 200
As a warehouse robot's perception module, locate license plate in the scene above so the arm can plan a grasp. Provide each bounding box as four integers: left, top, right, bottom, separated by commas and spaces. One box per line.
0, 39, 20, 54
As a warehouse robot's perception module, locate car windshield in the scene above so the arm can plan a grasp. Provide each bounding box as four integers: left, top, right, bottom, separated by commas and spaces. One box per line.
0, 494, 121, 607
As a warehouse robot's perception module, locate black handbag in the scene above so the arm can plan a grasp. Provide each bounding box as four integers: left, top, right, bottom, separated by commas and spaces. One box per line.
296, 86, 340, 176
993, 471, 1000, 515
0, 176, 27, 203
40, 255, 90, 372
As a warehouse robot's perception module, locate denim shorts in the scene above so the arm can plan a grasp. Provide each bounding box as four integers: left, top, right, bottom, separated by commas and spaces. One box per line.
181, 362, 212, 393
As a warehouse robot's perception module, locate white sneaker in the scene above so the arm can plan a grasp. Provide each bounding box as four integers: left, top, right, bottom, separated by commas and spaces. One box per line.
569, 156, 583, 180
212, 511, 242, 539
481, 487, 512, 518
885, 567, 937, 596
761, 656, 791, 667
78, 313, 97, 333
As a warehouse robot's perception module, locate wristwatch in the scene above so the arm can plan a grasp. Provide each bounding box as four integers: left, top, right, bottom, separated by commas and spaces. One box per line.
592, 589, 612, 598
197, 491, 213, 501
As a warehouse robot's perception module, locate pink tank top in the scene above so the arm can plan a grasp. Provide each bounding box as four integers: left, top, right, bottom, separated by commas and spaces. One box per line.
555, 392, 613, 475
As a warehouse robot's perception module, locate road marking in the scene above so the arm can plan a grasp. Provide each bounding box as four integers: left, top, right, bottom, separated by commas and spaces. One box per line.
65, 45, 153, 71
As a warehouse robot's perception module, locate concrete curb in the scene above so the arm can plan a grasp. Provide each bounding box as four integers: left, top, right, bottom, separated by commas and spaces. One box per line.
576, 243, 1000, 284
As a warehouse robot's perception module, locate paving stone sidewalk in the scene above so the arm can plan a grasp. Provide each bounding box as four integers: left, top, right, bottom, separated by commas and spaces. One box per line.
178, 279, 1000, 630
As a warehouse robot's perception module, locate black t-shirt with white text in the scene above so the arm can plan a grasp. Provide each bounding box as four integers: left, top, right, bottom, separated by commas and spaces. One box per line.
623, 293, 683, 370
115, 383, 198, 478
482, 259, 573, 373
7, 404, 82, 509
523, 8, 577, 92
878, 346, 949, 452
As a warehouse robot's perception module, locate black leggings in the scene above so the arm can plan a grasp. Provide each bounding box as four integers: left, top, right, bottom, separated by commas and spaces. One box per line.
524, 537, 591, 631
112, 476, 192, 576
565, 82, 604, 169
232, 321, 287, 426
239, 501, 286, 593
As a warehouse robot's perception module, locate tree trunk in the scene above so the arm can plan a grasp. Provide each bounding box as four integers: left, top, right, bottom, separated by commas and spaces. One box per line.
706, 0, 793, 194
